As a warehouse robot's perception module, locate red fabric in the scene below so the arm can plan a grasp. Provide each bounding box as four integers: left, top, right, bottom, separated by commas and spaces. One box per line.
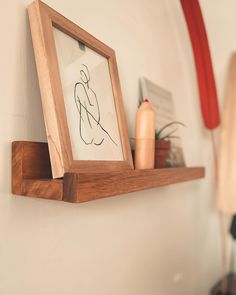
180, 0, 220, 130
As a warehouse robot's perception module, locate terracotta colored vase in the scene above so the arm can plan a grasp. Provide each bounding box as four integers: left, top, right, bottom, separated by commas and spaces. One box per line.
155, 140, 171, 168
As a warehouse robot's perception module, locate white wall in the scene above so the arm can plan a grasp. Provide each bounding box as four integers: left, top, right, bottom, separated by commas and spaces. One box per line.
0, 0, 234, 294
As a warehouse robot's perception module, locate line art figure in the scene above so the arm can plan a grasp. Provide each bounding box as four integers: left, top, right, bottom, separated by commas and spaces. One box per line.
74, 64, 117, 146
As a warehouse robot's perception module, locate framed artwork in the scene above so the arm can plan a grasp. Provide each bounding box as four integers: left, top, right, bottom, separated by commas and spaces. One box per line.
140, 78, 185, 168
28, 0, 133, 178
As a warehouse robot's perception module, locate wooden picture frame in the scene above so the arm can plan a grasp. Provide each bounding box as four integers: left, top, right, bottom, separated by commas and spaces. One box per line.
28, 0, 133, 178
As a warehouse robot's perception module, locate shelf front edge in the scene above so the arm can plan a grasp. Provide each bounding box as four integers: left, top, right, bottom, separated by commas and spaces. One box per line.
63, 167, 205, 203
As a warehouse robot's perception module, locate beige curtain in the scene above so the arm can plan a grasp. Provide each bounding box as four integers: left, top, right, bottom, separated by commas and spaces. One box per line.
218, 53, 236, 212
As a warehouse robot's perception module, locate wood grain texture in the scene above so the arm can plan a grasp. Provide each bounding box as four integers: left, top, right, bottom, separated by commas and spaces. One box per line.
12, 142, 24, 195
63, 167, 205, 202
21, 141, 52, 179
28, 0, 133, 178
12, 141, 205, 203
12, 142, 62, 201
28, 1, 65, 178
63, 173, 79, 203
22, 179, 63, 201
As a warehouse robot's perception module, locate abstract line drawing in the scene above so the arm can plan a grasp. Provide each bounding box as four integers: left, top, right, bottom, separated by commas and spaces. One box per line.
74, 64, 117, 146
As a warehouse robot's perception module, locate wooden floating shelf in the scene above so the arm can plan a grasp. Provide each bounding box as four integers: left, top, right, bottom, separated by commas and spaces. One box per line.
12, 141, 205, 203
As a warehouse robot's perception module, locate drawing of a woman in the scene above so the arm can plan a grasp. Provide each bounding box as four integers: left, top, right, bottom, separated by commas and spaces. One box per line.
74, 64, 116, 146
